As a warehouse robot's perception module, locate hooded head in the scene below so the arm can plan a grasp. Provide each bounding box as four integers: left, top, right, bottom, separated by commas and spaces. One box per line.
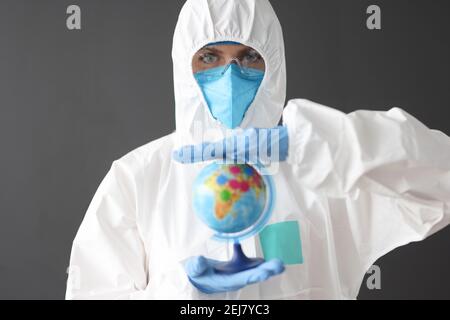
172, 0, 286, 143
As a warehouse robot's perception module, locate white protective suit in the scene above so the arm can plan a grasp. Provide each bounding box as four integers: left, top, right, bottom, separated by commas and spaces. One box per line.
66, 0, 450, 300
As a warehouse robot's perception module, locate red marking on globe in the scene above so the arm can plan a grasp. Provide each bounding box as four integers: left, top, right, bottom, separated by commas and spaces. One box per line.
252, 176, 262, 188
230, 166, 242, 175
240, 181, 250, 192
229, 179, 241, 190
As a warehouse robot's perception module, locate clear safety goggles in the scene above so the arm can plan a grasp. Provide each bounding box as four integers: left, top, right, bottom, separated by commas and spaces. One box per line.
192, 43, 266, 76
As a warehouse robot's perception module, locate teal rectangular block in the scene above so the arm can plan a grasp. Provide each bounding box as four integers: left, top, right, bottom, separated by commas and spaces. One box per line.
258, 220, 304, 265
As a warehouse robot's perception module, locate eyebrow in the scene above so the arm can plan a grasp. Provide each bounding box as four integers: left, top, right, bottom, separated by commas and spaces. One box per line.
200, 46, 254, 55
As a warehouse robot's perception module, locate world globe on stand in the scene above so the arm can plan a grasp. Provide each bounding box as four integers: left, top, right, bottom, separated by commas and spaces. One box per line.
192, 162, 275, 274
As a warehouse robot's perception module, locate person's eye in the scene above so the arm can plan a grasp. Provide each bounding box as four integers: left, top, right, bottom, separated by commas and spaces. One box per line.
200, 53, 219, 64
242, 50, 262, 64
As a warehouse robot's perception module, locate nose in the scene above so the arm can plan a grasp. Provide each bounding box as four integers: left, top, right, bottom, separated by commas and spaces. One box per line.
221, 58, 244, 75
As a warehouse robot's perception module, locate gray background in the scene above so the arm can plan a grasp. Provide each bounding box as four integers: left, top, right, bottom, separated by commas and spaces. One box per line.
0, 0, 449, 299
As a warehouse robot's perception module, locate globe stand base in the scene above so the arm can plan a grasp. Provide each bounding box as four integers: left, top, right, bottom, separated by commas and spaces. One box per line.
214, 242, 265, 274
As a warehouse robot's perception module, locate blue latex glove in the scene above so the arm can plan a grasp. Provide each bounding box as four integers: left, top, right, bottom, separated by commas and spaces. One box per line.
184, 256, 285, 294
173, 126, 289, 164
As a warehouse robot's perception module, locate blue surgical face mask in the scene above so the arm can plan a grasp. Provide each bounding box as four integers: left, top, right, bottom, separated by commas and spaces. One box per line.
194, 64, 265, 129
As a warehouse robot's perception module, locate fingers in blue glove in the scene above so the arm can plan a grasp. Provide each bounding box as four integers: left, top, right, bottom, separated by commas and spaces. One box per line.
246, 259, 285, 284
184, 256, 285, 294
172, 127, 289, 164
172, 142, 220, 164
184, 256, 209, 277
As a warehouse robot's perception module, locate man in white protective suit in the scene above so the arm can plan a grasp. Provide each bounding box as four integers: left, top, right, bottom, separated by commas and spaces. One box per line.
66, 0, 450, 300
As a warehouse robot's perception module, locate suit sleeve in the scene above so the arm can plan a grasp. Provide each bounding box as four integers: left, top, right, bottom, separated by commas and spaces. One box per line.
283, 99, 450, 272
66, 156, 150, 300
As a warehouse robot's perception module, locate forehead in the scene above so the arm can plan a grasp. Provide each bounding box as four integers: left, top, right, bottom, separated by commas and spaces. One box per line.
197, 44, 256, 54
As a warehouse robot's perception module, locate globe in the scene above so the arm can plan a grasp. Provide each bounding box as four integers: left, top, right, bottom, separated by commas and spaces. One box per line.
192, 162, 275, 274
193, 163, 271, 238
